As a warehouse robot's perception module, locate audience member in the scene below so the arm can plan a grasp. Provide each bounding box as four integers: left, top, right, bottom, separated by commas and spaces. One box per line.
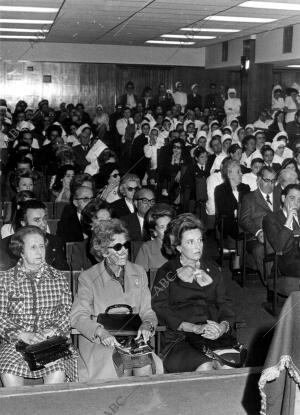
110, 173, 141, 218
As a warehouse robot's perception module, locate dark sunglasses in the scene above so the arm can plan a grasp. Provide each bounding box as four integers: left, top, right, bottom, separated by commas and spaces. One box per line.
108, 241, 130, 252
127, 186, 138, 192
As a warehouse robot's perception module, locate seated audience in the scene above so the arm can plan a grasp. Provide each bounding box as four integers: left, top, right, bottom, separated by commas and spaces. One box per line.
261, 145, 281, 172
0, 200, 68, 271
73, 124, 93, 172
135, 203, 175, 272
240, 167, 281, 275
94, 162, 120, 203
263, 184, 300, 278
0, 226, 77, 386
71, 219, 161, 381
152, 214, 237, 373
110, 173, 141, 218
1, 190, 36, 239
215, 160, 250, 245
242, 158, 264, 191
240, 135, 256, 169
57, 185, 94, 243
50, 164, 75, 202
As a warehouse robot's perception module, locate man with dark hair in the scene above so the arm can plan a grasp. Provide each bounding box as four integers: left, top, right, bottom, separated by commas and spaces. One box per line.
263, 184, 300, 278
240, 166, 281, 275
0, 200, 68, 271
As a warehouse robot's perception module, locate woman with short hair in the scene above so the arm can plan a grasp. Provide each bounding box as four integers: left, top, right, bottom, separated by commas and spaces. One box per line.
110, 173, 141, 218
0, 226, 77, 386
152, 214, 238, 373
71, 219, 161, 381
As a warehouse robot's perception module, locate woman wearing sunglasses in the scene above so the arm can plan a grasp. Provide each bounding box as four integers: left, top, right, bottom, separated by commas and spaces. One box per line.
71, 219, 162, 381
110, 173, 141, 219
93, 162, 121, 204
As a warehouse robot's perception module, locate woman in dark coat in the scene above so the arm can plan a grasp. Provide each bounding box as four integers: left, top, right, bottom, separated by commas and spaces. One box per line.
152, 214, 238, 373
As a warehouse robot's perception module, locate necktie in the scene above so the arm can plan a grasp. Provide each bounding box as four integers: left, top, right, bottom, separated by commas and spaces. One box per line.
266, 195, 272, 206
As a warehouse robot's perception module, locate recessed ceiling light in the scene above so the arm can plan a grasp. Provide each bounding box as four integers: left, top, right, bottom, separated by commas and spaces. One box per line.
146, 40, 195, 45
239, 1, 300, 11
0, 35, 46, 39
181, 28, 240, 33
161, 34, 215, 39
204, 16, 277, 23
286, 65, 300, 68
0, 28, 49, 33
0, 6, 58, 13
0, 19, 53, 24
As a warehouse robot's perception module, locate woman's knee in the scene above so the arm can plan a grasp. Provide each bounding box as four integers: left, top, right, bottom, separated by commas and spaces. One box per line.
43, 370, 65, 384
1, 373, 24, 387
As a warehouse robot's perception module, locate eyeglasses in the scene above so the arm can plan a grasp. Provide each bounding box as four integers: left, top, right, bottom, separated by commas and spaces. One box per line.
108, 241, 130, 251
137, 198, 156, 205
75, 196, 93, 202
127, 186, 138, 192
262, 178, 276, 184
111, 173, 120, 178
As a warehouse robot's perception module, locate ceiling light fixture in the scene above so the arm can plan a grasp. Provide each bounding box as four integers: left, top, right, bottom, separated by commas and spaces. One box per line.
286, 65, 300, 68
181, 28, 240, 32
204, 16, 277, 23
0, 6, 58, 13
0, 19, 53, 24
0, 28, 49, 33
161, 34, 215, 39
0, 35, 46, 39
239, 1, 300, 11
146, 40, 195, 45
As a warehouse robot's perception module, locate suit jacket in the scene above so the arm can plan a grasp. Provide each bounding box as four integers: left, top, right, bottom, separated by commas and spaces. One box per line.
206, 154, 217, 173
263, 210, 300, 277
180, 162, 209, 201
110, 197, 134, 219
239, 188, 281, 237
130, 134, 149, 180
0, 233, 68, 271
215, 181, 250, 239
263, 210, 300, 255
57, 204, 84, 243
118, 93, 138, 108
122, 213, 144, 241
186, 93, 202, 110
73, 145, 90, 172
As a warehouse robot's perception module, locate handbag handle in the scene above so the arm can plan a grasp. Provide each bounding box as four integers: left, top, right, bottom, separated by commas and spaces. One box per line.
105, 304, 133, 314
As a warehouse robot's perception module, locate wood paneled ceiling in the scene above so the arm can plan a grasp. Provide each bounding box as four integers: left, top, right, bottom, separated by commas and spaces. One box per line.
0, 0, 300, 47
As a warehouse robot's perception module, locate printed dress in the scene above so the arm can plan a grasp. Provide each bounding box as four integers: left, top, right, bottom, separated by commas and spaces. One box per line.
0, 260, 78, 381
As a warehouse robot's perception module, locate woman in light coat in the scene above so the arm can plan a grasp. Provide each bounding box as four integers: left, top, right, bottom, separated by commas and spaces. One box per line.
71, 219, 162, 381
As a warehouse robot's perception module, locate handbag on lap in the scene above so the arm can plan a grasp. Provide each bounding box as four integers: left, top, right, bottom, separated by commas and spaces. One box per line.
97, 304, 142, 332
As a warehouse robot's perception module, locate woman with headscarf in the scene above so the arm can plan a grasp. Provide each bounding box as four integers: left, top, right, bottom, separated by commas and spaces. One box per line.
187, 84, 202, 110
272, 132, 293, 160
271, 85, 285, 114
224, 89, 241, 124
271, 140, 286, 165
173, 82, 188, 113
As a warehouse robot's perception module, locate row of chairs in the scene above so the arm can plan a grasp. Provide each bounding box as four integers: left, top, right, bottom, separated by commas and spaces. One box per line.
216, 214, 300, 316
0, 201, 69, 221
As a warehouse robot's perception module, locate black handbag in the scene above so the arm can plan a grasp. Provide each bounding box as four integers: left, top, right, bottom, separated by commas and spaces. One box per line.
97, 304, 142, 332
16, 336, 72, 371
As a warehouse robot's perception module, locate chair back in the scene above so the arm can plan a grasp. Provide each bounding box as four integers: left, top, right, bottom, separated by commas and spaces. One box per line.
66, 240, 92, 271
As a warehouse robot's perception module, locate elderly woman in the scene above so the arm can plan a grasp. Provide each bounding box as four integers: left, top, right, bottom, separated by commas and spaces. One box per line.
110, 173, 141, 218
152, 214, 239, 373
0, 226, 77, 386
71, 219, 161, 381
135, 203, 175, 272
81, 198, 112, 236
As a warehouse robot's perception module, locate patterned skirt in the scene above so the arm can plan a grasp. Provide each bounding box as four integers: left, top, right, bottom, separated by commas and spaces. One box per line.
0, 341, 78, 381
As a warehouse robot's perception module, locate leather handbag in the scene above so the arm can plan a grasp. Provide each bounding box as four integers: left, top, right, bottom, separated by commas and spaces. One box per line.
97, 304, 142, 331
16, 336, 71, 371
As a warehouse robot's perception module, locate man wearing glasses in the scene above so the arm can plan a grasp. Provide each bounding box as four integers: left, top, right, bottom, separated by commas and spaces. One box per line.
122, 188, 155, 261
57, 185, 94, 243
240, 166, 281, 276
110, 174, 141, 219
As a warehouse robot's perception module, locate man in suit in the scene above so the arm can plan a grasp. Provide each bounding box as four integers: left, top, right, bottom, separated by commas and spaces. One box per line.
73, 125, 92, 172
130, 123, 151, 182
215, 160, 250, 244
206, 135, 227, 174
122, 187, 155, 260
57, 185, 94, 243
263, 184, 300, 278
118, 81, 138, 109
110, 173, 140, 218
0, 200, 68, 271
240, 166, 281, 275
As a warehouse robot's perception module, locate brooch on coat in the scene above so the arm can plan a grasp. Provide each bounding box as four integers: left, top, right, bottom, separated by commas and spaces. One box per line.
177, 266, 213, 287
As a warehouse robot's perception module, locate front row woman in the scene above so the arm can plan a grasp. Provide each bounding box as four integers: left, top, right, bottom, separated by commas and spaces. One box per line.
0, 226, 77, 387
